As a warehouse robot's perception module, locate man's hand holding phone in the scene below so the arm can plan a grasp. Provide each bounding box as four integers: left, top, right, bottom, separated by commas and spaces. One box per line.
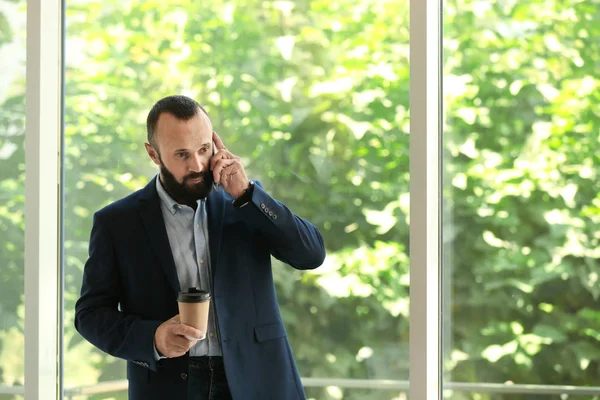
210, 132, 250, 200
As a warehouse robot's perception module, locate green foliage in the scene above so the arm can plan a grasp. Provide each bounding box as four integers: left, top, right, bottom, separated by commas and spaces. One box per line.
60, 1, 410, 398
0, 0, 599, 399
443, 0, 600, 397
0, 0, 26, 393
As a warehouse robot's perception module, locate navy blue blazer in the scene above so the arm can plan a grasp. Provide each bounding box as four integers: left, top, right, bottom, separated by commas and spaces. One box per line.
74, 177, 326, 400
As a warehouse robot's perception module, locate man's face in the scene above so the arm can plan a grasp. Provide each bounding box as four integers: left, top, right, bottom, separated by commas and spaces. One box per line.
145, 110, 214, 204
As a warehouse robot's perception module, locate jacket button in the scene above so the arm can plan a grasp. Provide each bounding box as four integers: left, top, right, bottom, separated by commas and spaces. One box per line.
181, 372, 188, 380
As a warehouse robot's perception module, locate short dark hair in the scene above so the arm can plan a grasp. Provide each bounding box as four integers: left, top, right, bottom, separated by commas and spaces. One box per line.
146, 95, 209, 147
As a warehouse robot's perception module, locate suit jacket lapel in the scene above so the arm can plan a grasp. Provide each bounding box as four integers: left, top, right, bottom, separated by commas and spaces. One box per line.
207, 187, 226, 284
138, 177, 181, 295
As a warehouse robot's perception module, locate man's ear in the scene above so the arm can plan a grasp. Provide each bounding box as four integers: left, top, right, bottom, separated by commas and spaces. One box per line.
145, 142, 161, 166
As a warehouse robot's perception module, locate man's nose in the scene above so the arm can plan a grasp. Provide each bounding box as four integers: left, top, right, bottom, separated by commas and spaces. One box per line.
188, 154, 205, 173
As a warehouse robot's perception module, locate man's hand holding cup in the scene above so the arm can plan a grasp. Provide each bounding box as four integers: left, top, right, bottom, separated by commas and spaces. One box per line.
154, 315, 203, 359
154, 288, 212, 358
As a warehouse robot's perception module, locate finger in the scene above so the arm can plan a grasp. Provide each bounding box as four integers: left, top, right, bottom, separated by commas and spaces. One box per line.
210, 149, 237, 172
212, 159, 238, 184
172, 337, 194, 350
165, 339, 194, 356
173, 323, 203, 340
212, 131, 227, 151
213, 159, 239, 185
220, 163, 240, 185
210, 149, 229, 171
169, 340, 188, 351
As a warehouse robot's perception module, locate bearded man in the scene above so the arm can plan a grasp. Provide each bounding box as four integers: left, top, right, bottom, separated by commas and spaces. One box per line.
74, 95, 326, 400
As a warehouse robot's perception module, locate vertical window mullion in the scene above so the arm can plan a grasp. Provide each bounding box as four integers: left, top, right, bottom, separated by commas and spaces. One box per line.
409, 0, 442, 398
24, 0, 62, 398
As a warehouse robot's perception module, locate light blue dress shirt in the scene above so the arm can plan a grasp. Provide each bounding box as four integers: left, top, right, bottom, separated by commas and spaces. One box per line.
155, 176, 222, 358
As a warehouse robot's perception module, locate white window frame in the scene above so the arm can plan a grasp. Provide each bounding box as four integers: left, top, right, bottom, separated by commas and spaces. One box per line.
409, 0, 442, 398
24, 0, 63, 398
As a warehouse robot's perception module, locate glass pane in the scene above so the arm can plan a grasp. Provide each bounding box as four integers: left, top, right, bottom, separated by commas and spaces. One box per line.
64, 0, 409, 399
0, 0, 26, 398
443, 0, 600, 399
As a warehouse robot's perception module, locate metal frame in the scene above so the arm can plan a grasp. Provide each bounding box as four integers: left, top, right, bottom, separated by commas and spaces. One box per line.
5, 379, 600, 397
24, 0, 63, 398
409, 0, 442, 398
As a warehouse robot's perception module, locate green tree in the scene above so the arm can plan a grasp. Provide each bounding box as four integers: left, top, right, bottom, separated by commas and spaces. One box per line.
0, 0, 26, 396
1, 0, 600, 399
443, 0, 600, 398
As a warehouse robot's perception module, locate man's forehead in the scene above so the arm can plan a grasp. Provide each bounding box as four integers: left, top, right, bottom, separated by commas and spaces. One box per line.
197, 109, 213, 128
156, 113, 212, 142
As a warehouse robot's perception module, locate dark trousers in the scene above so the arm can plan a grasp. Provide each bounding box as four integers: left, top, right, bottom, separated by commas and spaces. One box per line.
188, 356, 233, 400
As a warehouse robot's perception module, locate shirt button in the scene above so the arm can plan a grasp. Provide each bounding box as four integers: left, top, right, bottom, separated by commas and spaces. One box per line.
196, 223, 199, 228
200, 259, 204, 264
181, 373, 188, 380
210, 332, 215, 338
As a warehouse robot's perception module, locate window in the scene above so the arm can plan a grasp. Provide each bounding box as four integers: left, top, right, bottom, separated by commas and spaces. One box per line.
11, 0, 599, 399
443, 0, 600, 398
63, 1, 410, 399
0, 0, 26, 398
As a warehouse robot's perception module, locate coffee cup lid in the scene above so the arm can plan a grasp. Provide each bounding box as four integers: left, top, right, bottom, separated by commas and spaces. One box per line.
178, 287, 211, 303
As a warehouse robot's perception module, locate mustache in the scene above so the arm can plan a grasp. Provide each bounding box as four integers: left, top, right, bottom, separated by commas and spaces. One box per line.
183, 171, 212, 182
185, 172, 207, 181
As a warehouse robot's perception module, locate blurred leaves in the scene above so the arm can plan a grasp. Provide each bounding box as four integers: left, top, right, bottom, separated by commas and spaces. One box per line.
0, 0, 599, 399
444, 0, 600, 396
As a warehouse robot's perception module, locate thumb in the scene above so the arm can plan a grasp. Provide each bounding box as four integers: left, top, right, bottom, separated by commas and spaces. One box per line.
175, 323, 203, 339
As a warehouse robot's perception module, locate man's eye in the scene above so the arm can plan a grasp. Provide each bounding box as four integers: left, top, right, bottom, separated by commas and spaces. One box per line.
177, 153, 188, 159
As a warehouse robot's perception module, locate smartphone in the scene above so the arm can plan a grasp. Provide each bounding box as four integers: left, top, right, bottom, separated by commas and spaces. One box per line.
211, 141, 218, 188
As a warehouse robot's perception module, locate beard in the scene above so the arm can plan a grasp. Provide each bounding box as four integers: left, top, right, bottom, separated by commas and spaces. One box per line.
158, 158, 214, 206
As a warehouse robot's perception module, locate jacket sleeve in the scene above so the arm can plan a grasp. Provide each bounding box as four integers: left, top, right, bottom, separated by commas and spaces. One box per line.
74, 212, 163, 371
235, 181, 326, 269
